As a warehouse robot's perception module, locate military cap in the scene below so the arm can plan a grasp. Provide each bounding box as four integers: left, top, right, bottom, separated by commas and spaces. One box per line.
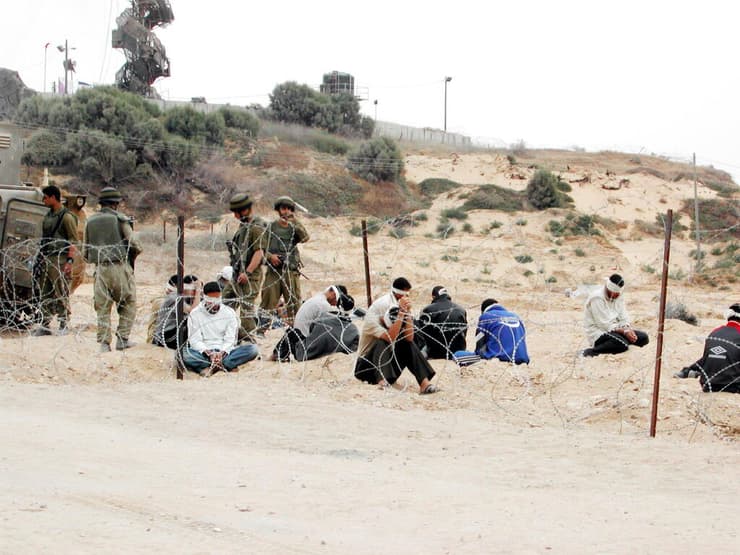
273, 196, 296, 211
229, 192, 253, 211
98, 187, 123, 204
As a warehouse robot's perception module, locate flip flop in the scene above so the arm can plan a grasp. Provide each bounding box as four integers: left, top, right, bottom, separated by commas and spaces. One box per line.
420, 384, 439, 395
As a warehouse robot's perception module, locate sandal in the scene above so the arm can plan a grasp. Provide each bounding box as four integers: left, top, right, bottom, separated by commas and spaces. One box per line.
420, 384, 439, 395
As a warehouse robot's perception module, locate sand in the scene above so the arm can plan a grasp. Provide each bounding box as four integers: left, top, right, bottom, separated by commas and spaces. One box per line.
1, 152, 738, 553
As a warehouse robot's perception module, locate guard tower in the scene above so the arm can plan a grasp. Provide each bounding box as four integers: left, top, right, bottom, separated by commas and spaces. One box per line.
112, 0, 174, 96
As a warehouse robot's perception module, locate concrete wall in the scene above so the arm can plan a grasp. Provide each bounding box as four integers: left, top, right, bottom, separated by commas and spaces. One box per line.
373, 121, 471, 149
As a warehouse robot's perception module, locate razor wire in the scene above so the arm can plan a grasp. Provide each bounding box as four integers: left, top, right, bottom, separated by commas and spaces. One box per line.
1, 181, 738, 443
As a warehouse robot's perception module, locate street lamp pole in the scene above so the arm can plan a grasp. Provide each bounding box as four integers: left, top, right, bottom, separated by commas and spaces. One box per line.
444, 76, 452, 132
374, 99, 378, 121
43, 43, 50, 94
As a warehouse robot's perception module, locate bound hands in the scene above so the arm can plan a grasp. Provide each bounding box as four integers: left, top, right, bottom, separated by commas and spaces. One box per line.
619, 327, 638, 343
62, 261, 73, 278
205, 350, 225, 372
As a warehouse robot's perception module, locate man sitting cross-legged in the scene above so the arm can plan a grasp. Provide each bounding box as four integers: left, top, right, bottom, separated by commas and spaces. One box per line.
183, 281, 259, 376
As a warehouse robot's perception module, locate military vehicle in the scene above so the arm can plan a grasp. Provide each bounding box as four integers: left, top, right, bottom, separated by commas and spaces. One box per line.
0, 123, 86, 328
0, 123, 45, 326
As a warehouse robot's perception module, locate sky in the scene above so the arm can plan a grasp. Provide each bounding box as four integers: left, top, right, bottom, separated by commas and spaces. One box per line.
3, 0, 740, 182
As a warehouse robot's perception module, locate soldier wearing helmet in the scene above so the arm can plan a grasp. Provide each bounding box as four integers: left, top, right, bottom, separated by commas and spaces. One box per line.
82, 187, 142, 352
222, 192, 265, 339
259, 196, 310, 327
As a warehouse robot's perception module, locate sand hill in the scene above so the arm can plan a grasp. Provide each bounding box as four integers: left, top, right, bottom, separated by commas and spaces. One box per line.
1, 148, 738, 553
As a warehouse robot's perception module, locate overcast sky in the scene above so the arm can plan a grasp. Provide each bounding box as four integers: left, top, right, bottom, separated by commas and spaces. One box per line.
3, 0, 739, 181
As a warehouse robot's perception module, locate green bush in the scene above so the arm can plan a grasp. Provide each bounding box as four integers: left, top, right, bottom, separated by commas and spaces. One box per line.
218, 107, 259, 137
682, 198, 740, 241
419, 178, 459, 197
462, 222, 473, 233
461, 184, 524, 212
347, 137, 403, 183
164, 106, 206, 141
22, 129, 68, 166
436, 221, 455, 238
574, 248, 586, 257
515, 254, 533, 264
65, 129, 136, 184
441, 207, 468, 220
204, 111, 226, 145
309, 133, 350, 155
350, 217, 383, 236
527, 169, 571, 209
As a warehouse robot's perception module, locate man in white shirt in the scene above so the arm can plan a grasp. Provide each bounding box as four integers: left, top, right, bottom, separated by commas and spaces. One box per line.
354, 277, 438, 394
183, 281, 259, 375
269, 284, 348, 361
582, 274, 649, 357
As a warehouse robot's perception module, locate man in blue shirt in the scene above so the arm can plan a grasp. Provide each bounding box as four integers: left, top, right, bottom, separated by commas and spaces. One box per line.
475, 298, 530, 365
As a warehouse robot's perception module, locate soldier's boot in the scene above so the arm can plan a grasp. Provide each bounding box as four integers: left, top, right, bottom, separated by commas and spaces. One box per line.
115, 335, 136, 351
100, 343, 111, 353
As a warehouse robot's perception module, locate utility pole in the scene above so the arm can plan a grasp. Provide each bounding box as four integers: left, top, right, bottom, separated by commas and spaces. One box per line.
57, 40, 76, 95
444, 76, 452, 132
693, 153, 701, 273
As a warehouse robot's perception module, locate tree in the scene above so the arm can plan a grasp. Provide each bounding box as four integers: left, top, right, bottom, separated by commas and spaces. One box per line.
527, 169, 569, 210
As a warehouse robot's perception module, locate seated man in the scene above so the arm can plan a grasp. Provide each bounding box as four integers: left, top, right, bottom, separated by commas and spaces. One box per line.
270, 285, 348, 361
674, 303, 740, 393
150, 274, 200, 349
418, 285, 468, 359
183, 281, 259, 376
354, 277, 438, 394
475, 298, 530, 364
146, 274, 178, 344
582, 274, 649, 357
295, 294, 359, 361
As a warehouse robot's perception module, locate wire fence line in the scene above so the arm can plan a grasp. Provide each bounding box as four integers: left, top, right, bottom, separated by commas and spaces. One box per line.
0, 203, 737, 442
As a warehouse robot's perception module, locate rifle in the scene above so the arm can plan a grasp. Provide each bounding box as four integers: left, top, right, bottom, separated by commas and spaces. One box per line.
225, 240, 241, 275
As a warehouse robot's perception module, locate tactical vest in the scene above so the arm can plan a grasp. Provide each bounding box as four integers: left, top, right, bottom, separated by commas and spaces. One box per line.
85, 210, 127, 264
40, 208, 75, 257
266, 221, 302, 270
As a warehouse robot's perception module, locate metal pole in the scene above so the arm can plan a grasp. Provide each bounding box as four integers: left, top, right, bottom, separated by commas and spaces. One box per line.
444, 79, 448, 132
649, 209, 673, 437
64, 40, 68, 95
692, 153, 701, 273
43, 43, 48, 94
361, 220, 372, 308
163, 219, 166, 242
175, 215, 185, 380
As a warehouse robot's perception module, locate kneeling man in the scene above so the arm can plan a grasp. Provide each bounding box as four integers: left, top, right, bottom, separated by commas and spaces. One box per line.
582, 274, 649, 357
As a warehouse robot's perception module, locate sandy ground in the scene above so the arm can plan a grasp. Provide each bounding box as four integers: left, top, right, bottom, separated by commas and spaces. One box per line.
1, 152, 738, 553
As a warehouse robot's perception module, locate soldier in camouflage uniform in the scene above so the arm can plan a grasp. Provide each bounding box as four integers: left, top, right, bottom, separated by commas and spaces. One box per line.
259, 196, 310, 327
83, 187, 142, 352
32, 185, 79, 336
222, 193, 265, 339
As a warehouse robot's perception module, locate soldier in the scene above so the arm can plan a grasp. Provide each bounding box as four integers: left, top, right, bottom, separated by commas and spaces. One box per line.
32, 185, 79, 336
83, 187, 142, 352
259, 196, 310, 328
222, 193, 265, 339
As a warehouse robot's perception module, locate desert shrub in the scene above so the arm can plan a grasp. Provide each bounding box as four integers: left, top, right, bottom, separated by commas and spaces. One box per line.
548, 213, 602, 237
689, 249, 706, 260
682, 198, 740, 241
164, 106, 207, 141
641, 264, 656, 274
490, 221, 503, 229
309, 134, 350, 155
556, 181, 572, 192
419, 178, 459, 197
65, 129, 137, 185
461, 184, 524, 212
441, 207, 468, 220
506, 154, 516, 165
515, 218, 527, 226
665, 300, 699, 326
347, 137, 403, 183
546, 276, 557, 283
436, 221, 455, 238
389, 227, 409, 239
574, 248, 586, 257
462, 222, 473, 233
204, 111, 226, 145
710, 246, 723, 256
349, 217, 383, 237
515, 254, 533, 264
527, 169, 571, 209
705, 180, 739, 198
625, 166, 666, 179
441, 254, 459, 262
219, 106, 259, 137
523, 270, 534, 277
414, 212, 428, 222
